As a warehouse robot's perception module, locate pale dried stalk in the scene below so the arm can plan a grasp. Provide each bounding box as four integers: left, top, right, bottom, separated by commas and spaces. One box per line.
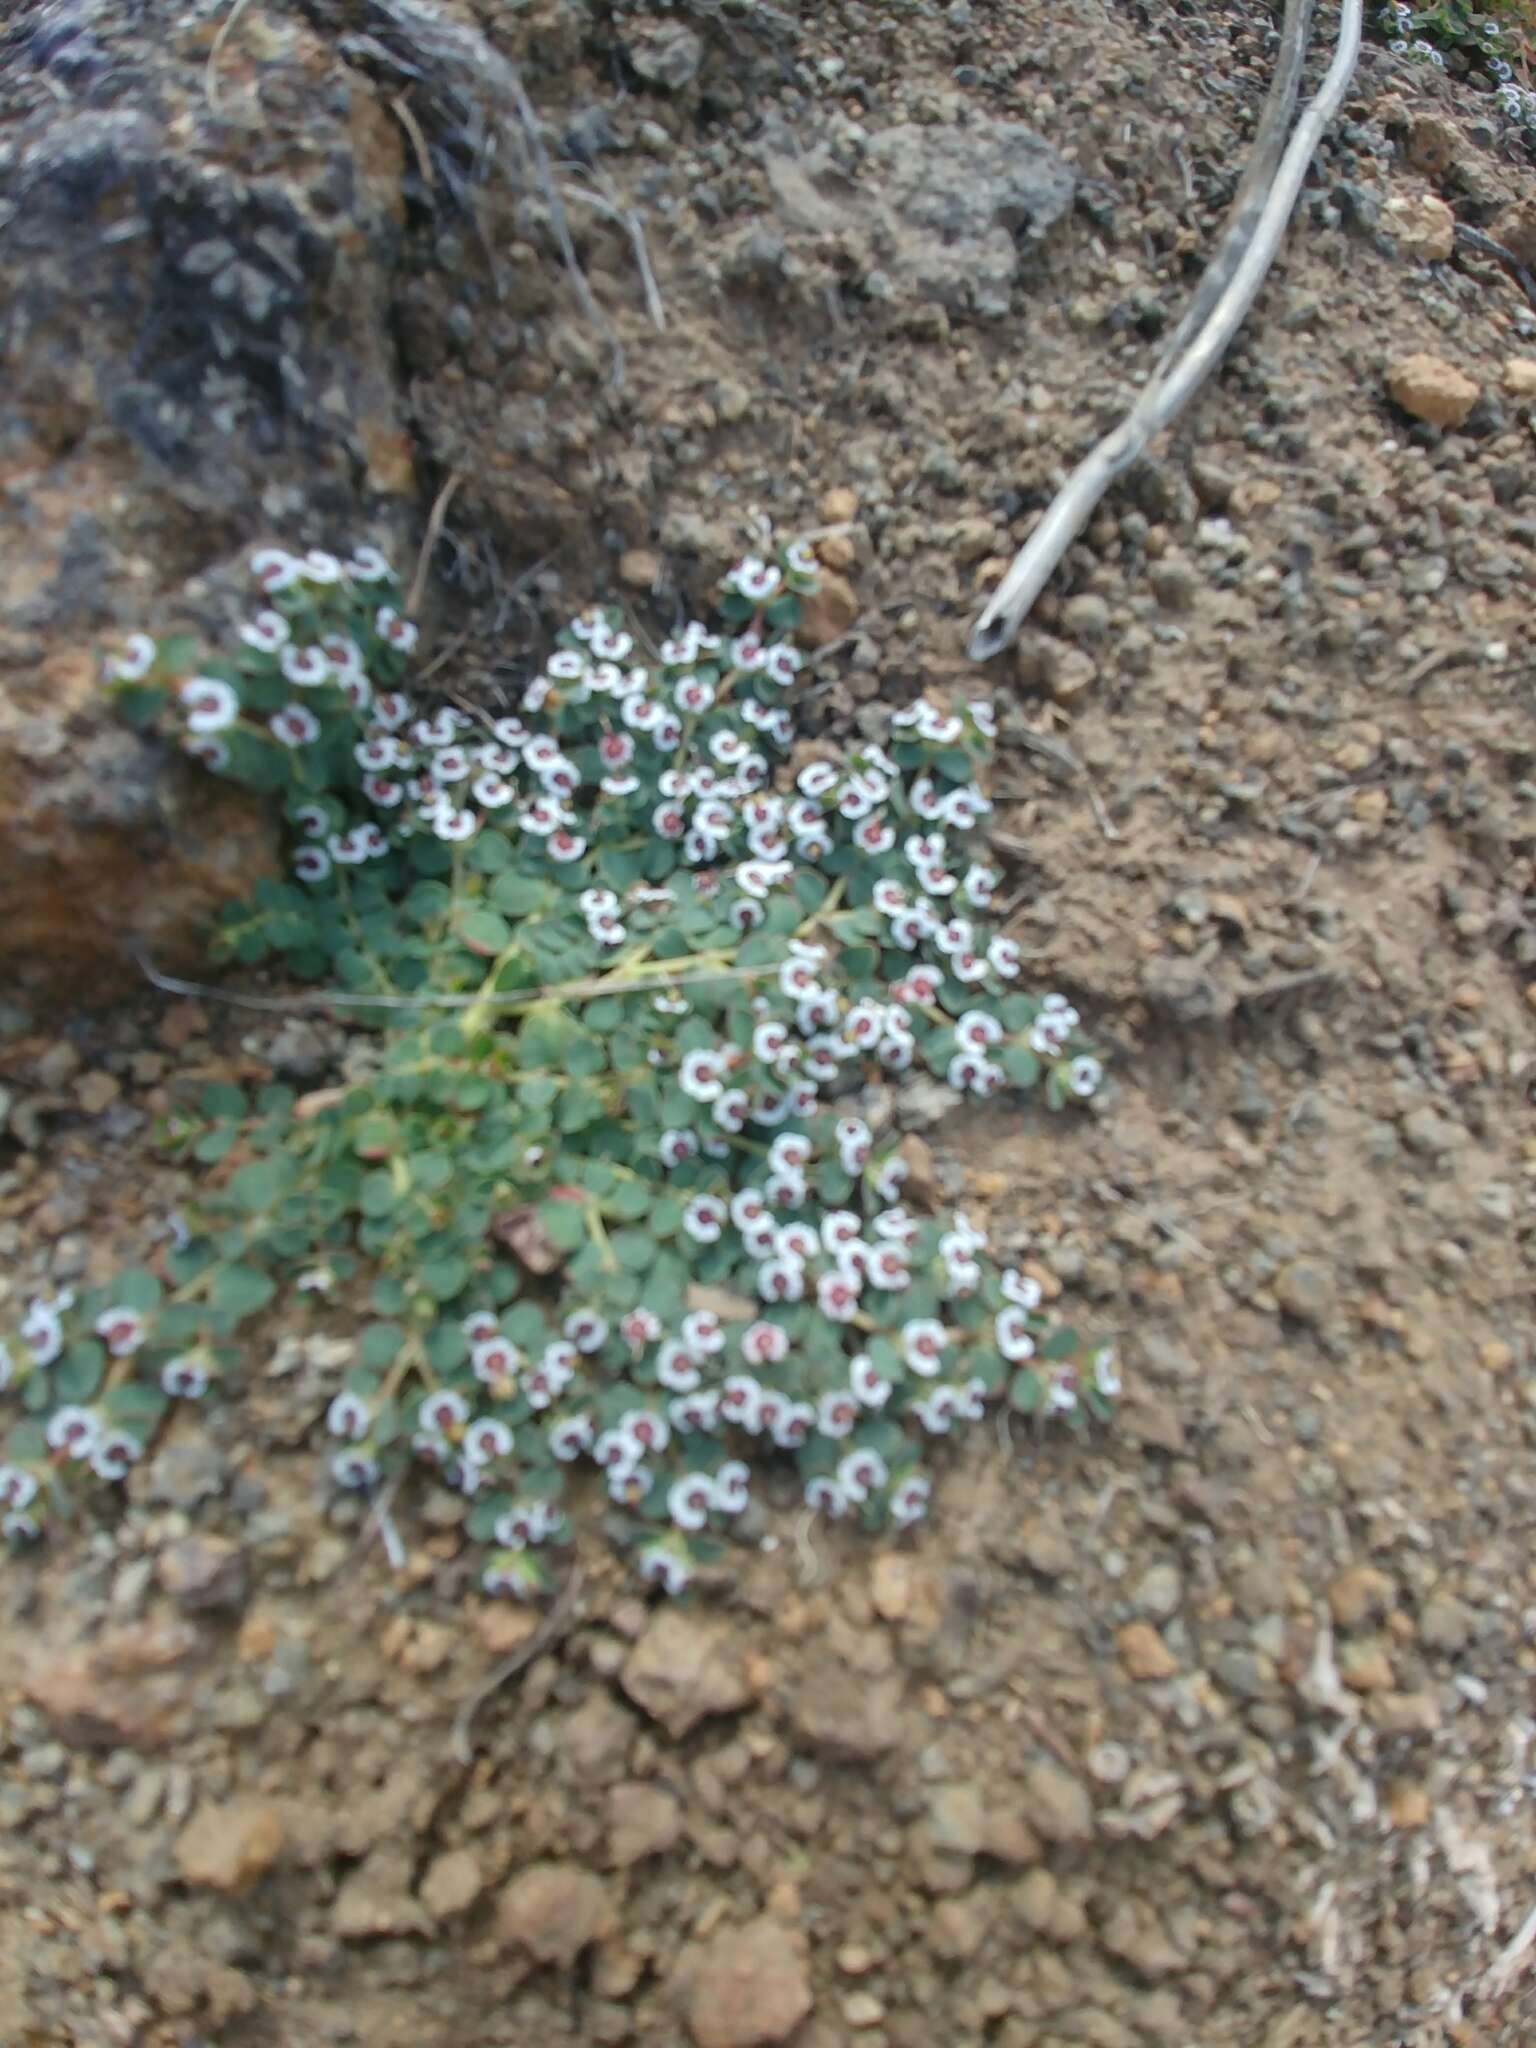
968, 0, 1362, 662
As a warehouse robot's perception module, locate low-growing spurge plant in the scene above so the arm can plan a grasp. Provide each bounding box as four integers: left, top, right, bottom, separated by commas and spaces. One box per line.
1, 543, 1118, 1597
1375, 1, 1536, 125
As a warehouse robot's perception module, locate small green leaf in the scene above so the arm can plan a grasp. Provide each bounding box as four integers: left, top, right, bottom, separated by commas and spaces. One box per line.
1008, 1368, 1042, 1413
537, 1200, 588, 1254
459, 907, 514, 957
228, 1159, 286, 1213
54, 1341, 106, 1403
211, 1265, 276, 1319
1002, 1045, 1041, 1089
359, 1322, 404, 1370
419, 1255, 470, 1303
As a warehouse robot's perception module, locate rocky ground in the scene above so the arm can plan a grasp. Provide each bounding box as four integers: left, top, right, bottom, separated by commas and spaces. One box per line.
3, 0, 1536, 2043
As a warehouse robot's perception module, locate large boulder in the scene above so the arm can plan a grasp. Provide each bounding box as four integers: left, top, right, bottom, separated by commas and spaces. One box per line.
0, 0, 418, 1002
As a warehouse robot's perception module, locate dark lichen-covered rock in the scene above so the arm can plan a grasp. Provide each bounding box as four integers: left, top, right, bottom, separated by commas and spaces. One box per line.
0, 1, 418, 1000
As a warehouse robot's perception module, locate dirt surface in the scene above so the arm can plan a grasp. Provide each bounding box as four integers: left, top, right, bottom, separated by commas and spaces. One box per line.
4, 2, 1536, 2044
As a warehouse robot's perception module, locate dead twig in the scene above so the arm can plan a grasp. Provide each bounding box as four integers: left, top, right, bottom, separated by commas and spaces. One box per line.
406, 470, 464, 619
389, 91, 436, 191
206, 0, 257, 111
451, 1567, 583, 1765
969, 0, 1361, 659
563, 180, 667, 332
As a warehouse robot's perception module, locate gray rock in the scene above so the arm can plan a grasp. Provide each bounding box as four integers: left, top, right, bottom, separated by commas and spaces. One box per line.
1132, 1564, 1183, 1623
1401, 1104, 1466, 1157
626, 21, 704, 92
765, 119, 1074, 320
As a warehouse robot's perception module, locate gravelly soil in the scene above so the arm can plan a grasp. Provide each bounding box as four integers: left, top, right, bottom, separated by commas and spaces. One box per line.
3, 3, 1536, 2044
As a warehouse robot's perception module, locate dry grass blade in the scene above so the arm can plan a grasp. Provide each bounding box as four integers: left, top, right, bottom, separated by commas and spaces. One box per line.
206, 0, 258, 111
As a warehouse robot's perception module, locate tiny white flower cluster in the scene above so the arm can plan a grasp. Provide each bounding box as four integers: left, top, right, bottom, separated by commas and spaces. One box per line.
29, 536, 1124, 1591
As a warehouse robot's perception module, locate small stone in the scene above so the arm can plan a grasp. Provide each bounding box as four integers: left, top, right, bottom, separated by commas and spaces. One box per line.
928, 1897, 988, 1961
1274, 1259, 1336, 1328
1060, 592, 1110, 643
627, 21, 704, 92
1023, 1759, 1092, 1844
1148, 556, 1197, 613
1214, 1650, 1274, 1701
1400, 1104, 1466, 1157
1017, 1518, 1073, 1579
1382, 190, 1455, 262
819, 487, 859, 523
333, 1846, 429, 1941
499, 1862, 616, 1967
1339, 1639, 1395, 1693
1386, 353, 1479, 430
1328, 1565, 1394, 1629
156, 1537, 247, 1614
608, 1782, 682, 1867
1386, 1779, 1431, 1830
674, 1916, 813, 2048
1116, 1622, 1178, 1682
27, 1619, 202, 1751
783, 1666, 903, 1762
1046, 644, 1097, 704
1132, 1563, 1183, 1621
621, 1610, 754, 1739
174, 1799, 283, 1893
896, 1131, 941, 1211
796, 571, 860, 649
716, 379, 751, 425
870, 1552, 914, 1623
980, 1805, 1041, 1867
420, 1847, 485, 1921
843, 1991, 885, 2027
926, 1782, 987, 1855
1419, 1594, 1473, 1655
619, 548, 661, 588
73, 1070, 121, 1114
1502, 358, 1536, 398
1012, 1867, 1059, 1933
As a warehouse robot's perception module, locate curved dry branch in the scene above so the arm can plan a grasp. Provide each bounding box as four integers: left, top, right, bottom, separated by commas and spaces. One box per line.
968, 0, 1363, 664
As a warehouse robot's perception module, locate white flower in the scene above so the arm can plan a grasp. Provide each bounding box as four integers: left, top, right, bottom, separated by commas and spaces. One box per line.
162, 1356, 210, 1399
293, 845, 332, 883
240, 609, 291, 653
1093, 1347, 1121, 1398
21, 1295, 68, 1366
93, 1306, 146, 1357
471, 1336, 521, 1386
45, 1406, 100, 1458
890, 1474, 930, 1527
817, 1270, 861, 1322
178, 675, 240, 732
837, 1447, 888, 1503
432, 806, 478, 842
656, 1341, 701, 1393
679, 1048, 725, 1102
757, 1257, 804, 1304
251, 547, 302, 592
637, 1543, 692, 1595
332, 1450, 379, 1489
805, 1476, 849, 1518
683, 1195, 728, 1244
347, 544, 394, 582
1068, 1056, 1103, 1097
327, 1391, 372, 1440
668, 1474, 715, 1531
281, 644, 331, 688
549, 1414, 595, 1461
902, 1319, 947, 1377
376, 606, 418, 652
418, 1388, 469, 1435
1047, 1368, 1079, 1414
850, 1354, 892, 1408
730, 556, 782, 603
464, 1418, 515, 1466
816, 1390, 858, 1438
565, 1309, 609, 1353
90, 1432, 142, 1492
0, 1464, 37, 1509
270, 703, 321, 747
995, 1307, 1036, 1361
108, 632, 158, 681
1001, 1269, 1043, 1310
